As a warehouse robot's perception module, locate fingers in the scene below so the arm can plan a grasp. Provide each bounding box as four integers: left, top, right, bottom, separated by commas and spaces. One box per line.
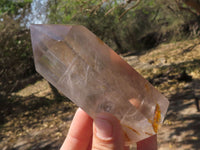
61, 108, 156, 150
137, 134, 157, 150
60, 108, 93, 150
92, 113, 128, 150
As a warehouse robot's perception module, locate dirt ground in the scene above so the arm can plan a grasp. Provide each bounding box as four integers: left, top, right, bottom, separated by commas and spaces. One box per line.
0, 39, 200, 150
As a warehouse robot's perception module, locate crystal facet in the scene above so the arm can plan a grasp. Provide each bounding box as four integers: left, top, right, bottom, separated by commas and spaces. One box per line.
30, 24, 169, 144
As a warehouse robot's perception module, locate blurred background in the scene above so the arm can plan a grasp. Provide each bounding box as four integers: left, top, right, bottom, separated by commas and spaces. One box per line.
0, 0, 200, 149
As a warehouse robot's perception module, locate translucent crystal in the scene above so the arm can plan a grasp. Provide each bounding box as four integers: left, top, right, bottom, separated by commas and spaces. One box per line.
30, 24, 169, 144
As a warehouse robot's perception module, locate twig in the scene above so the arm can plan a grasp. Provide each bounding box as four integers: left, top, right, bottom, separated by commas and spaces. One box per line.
119, 0, 141, 19
175, 0, 199, 16
90, 0, 108, 15
0, 69, 4, 76
105, 5, 117, 16
9, 80, 19, 93
105, 0, 136, 16
178, 6, 199, 16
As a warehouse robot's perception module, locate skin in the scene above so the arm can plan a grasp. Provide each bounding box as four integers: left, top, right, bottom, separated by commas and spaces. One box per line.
60, 108, 157, 150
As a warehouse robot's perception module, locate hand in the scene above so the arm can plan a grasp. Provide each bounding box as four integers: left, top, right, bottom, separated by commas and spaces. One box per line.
60, 108, 157, 150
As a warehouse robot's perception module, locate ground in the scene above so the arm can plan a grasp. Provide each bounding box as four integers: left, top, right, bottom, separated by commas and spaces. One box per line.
0, 39, 200, 150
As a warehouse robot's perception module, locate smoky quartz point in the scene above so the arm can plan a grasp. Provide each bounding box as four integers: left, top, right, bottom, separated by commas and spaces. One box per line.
30, 24, 169, 144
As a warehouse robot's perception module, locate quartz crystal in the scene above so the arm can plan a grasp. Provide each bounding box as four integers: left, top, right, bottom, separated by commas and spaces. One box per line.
30, 24, 169, 144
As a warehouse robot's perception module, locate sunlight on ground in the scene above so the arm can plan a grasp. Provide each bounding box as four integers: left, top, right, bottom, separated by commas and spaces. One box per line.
14, 79, 52, 98
1, 38, 200, 150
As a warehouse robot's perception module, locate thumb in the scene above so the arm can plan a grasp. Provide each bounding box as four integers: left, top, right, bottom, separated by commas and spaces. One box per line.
92, 113, 126, 150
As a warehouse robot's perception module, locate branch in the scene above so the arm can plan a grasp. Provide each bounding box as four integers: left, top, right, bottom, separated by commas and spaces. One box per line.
178, 6, 199, 16
119, 0, 141, 19
105, 5, 118, 16
183, 0, 200, 15
104, 0, 137, 16
175, 0, 199, 16
90, 0, 108, 15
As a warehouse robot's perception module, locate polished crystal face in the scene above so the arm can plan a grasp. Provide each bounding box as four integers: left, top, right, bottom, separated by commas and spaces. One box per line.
30, 24, 169, 144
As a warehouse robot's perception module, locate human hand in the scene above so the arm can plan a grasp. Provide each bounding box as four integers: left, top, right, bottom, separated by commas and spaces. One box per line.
60, 108, 157, 150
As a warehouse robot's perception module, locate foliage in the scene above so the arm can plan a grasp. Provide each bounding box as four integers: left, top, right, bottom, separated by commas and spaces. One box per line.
0, 1, 34, 94
0, 0, 32, 19
47, 0, 199, 53
0, 1, 200, 149
0, 0, 199, 90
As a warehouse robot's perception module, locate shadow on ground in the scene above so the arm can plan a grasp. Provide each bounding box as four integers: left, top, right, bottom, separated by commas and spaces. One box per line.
1, 55, 200, 149
144, 57, 200, 149
0, 73, 76, 150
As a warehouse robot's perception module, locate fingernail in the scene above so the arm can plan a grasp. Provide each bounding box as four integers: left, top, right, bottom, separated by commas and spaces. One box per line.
94, 116, 113, 140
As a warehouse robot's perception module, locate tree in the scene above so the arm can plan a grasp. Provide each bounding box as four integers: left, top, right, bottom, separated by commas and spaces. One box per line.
0, 0, 33, 94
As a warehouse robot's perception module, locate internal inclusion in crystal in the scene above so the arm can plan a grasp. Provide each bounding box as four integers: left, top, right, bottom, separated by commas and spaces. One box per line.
30, 24, 169, 144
